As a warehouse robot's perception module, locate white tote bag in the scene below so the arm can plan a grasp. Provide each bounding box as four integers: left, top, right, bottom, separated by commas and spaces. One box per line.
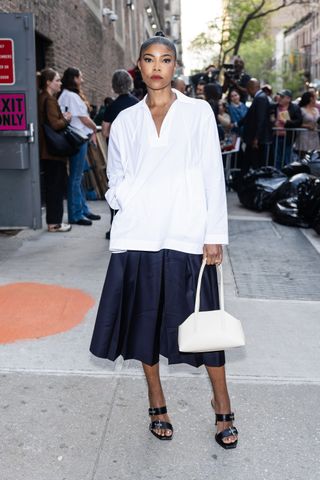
178, 260, 245, 353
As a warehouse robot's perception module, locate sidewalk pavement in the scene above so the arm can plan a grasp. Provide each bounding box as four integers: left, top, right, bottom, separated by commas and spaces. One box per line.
1, 193, 320, 480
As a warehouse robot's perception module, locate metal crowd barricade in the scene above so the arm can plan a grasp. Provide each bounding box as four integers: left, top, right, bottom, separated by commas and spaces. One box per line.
220, 127, 320, 189
267, 127, 320, 168
221, 136, 241, 189
221, 128, 320, 180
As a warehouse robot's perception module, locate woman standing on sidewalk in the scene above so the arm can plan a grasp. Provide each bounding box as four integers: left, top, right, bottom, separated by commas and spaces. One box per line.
90, 32, 238, 449
58, 68, 100, 226
38, 68, 72, 233
295, 91, 320, 156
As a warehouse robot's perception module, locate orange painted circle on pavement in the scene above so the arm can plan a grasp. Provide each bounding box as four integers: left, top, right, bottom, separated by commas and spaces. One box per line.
0, 283, 95, 344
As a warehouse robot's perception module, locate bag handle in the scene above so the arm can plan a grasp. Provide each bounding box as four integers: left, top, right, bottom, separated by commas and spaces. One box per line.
194, 259, 224, 313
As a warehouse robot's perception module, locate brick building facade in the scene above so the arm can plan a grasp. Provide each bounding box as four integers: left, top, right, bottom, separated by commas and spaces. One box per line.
270, 2, 320, 90
311, 10, 320, 82
283, 14, 313, 84
0, 0, 182, 106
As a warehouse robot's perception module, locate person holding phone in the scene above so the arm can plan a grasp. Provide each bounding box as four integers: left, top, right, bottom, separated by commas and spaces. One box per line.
59, 67, 100, 226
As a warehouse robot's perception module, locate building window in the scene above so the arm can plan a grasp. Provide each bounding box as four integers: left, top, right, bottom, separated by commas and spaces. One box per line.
165, 1, 171, 10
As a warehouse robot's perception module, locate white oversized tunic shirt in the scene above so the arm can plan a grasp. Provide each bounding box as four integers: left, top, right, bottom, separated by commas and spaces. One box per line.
106, 89, 228, 254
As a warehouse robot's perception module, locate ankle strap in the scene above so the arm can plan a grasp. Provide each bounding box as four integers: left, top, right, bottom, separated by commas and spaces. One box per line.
149, 406, 167, 416
215, 412, 234, 424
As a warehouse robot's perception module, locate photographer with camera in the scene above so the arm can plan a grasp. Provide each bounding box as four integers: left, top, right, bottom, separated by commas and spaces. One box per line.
191, 65, 222, 99
222, 57, 251, 104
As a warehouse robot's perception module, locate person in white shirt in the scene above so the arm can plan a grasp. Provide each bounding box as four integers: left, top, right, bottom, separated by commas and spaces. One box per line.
90, 33, 238, 449
59, 68, 100, 226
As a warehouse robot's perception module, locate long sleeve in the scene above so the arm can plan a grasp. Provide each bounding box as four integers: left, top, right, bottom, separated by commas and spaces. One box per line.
46, 96, 68, 131
106, 91, 229, 254
200, 107, 228, 245
105, 122, 126, 210
255, 96, 269, 142
236, 104, 248, 127
285, 104, 302, 129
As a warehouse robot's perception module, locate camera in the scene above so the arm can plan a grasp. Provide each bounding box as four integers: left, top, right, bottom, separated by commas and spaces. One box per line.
222, 64, 236, 80
206, 68, 220, 82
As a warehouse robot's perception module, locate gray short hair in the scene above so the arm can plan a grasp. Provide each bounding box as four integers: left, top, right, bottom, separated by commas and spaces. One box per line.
112, 69, 133, 95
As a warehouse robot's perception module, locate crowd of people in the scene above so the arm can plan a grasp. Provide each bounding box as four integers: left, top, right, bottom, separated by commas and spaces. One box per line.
173, 57, 320, 174
38, 67, 101, 232
35, 29, 320, 456
37, 55, 320, 234
90, 31, 237, 449
38, 66, 144, 234
38, 32, 240, 449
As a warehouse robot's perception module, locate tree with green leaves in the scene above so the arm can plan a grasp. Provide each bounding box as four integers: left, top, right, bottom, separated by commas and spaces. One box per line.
239, 37, 276, 84
190, 0, 319, 68
225, 0, 319, 57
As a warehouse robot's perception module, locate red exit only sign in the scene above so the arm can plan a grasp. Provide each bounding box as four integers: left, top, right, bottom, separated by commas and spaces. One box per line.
0, 39, 15, 85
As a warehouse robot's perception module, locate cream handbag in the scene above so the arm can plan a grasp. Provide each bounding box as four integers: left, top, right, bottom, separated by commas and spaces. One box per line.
178, 260, 245, 352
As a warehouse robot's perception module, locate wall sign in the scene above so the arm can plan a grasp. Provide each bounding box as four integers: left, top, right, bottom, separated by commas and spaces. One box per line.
0, 39, 15, 85
0, 93, 26, 130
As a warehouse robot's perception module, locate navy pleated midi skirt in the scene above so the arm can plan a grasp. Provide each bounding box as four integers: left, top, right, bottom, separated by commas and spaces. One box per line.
90, 249, 225, 367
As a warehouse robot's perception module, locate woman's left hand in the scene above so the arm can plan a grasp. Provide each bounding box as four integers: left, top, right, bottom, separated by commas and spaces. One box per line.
63, 112, 72, 122
203, 244, 223, 265
91, 132, 97, 146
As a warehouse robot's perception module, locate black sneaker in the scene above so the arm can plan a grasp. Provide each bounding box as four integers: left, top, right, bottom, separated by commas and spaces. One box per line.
71, 218, 92, 226
85, 213, 101, 221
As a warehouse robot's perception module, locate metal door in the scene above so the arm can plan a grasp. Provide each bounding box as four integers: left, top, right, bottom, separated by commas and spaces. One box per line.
0, 13, 41, 228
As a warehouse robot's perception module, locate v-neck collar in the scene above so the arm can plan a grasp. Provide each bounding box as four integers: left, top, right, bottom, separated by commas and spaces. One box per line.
143, 91, 177, 140
141, 88, 193, 146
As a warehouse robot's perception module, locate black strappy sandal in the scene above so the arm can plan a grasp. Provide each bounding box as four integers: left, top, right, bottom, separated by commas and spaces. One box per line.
215, 412, 238, 450
148, 406, 173, 441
